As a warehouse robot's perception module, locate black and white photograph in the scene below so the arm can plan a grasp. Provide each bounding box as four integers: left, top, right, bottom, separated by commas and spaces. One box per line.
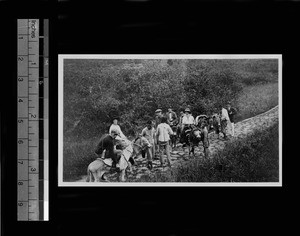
1, 0, 296, 234
58, 55, 282, 186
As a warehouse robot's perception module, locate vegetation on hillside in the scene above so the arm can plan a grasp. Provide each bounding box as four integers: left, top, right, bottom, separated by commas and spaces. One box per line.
62, 58, 279, 181
235, 83, 278, 122
63, 58, 278, 140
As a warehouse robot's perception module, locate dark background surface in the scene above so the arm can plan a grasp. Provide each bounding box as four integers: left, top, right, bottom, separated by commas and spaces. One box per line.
0, 0, 294, 235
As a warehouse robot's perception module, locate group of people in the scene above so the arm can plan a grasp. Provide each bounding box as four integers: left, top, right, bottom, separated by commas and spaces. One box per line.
94, 103, 237, 174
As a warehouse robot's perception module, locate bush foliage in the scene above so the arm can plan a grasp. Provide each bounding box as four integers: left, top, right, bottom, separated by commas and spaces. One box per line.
64, 59, 278, 140
171, 122, 279, 182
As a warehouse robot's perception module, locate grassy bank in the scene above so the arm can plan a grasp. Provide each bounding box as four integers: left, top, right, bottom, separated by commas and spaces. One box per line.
136, 121, 279, 182
235, 82, 278, 122
63, 138, 99, 181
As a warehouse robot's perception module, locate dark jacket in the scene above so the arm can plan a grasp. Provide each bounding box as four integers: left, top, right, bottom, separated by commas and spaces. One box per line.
95, 134, 115, 158
227, 107, 237, 123
167, 111, 178, 125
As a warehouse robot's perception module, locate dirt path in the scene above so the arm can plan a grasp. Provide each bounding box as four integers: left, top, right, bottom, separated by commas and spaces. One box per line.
77, 106, 279, 182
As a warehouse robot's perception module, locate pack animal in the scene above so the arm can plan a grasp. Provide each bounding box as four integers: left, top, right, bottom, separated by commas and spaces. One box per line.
86, 137, 150, 182
208, 113, 226, 139
182, 123, 210, 158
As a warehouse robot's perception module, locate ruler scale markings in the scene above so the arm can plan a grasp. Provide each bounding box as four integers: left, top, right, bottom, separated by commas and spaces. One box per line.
27, 18, 30, 221
18, 21, 29, 221
18, 19, 48, 221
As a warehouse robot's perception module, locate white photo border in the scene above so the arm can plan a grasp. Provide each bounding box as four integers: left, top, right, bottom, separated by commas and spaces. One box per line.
58, 54, 282, 187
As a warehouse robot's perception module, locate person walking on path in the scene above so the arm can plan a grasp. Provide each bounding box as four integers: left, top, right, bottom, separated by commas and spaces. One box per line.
156, 116, 173, 168
109, 118, 126, 139
227, 102, 237, 137
167, 108, 178, 126
154, 109, 164, 156
141, 120, 156, 169
220, 104, 230, 139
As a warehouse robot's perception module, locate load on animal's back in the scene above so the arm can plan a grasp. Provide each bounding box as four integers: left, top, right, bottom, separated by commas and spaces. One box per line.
195, 114, 209, 129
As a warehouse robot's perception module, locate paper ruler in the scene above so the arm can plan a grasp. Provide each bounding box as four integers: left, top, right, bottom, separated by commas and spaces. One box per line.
17, 19, 48, 221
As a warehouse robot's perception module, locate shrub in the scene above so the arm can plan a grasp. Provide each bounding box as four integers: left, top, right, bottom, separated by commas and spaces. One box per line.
64, 59, 278, 140
168, 122, 279, 182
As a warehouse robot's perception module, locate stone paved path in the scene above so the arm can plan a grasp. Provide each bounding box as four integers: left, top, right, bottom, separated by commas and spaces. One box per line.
77, 106, 279, 182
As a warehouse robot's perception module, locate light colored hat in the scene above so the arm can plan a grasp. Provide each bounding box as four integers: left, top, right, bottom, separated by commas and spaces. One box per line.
185, 108, 191, 112
155, 109, 162, 113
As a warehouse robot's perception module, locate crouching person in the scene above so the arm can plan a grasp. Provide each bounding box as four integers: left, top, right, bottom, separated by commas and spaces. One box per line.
94, 128, 123, 172
156, 116, 173, 168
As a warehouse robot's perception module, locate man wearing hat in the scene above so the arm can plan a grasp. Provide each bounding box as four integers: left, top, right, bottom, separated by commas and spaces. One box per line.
95, 128, 123, 170
154, 109, 164, 129
180, 108, 195, 145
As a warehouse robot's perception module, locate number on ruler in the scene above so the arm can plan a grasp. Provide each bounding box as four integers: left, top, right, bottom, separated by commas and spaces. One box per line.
29, 113, 37, 118
18, 99, 23, 103
18, 77, 24, 82
18, 202, 24, 206
18, 57, 24, 61
18, 161, 24, 164
18, 181, 23, 185
18, 139, 24, 144
30, 168, 36, 172
18, 119, 23, 123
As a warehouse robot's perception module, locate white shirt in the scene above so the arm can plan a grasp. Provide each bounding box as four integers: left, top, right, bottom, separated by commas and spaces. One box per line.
156, 123, 173, 142
182, 114, 195, 125
109, 124, 126, 138
141, 127, 155, 144
221, 108, 230, 121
